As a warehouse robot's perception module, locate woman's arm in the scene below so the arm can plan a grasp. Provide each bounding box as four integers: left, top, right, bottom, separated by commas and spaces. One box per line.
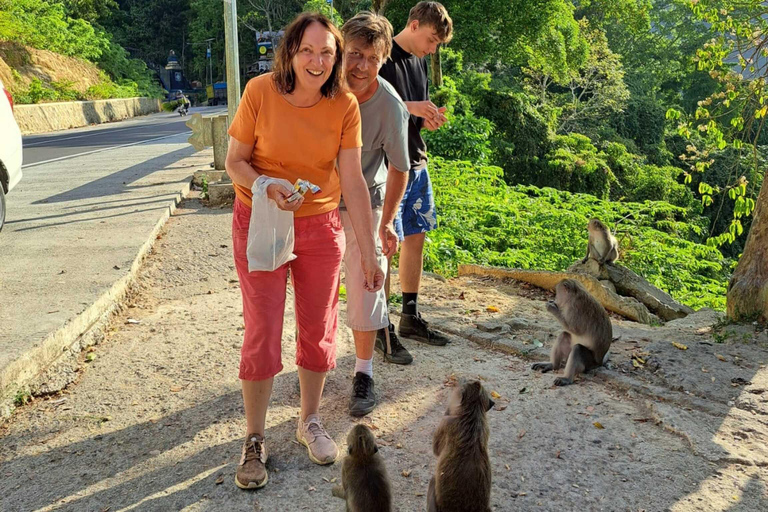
225, 137, 302, 211
338, 147, 384, 292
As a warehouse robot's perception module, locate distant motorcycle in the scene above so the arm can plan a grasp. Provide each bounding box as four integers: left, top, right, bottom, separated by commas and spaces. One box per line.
178, 103, 189, 116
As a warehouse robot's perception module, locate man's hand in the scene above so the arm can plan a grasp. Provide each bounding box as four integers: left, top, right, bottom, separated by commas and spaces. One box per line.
422, 106, 448, 131
361, 254, 385, 292
267, 183, 304, 212
379, 221, 399, 258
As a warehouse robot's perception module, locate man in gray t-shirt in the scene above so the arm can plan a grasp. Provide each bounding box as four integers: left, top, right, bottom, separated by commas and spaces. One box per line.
341, 12, 412, 418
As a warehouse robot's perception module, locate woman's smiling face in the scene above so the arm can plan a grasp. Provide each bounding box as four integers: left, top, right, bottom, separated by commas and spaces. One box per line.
291, 21, 337, 94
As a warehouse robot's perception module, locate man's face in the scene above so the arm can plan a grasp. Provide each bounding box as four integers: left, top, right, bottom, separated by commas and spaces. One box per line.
345, 39, 385, 94
410, 21, 441, 58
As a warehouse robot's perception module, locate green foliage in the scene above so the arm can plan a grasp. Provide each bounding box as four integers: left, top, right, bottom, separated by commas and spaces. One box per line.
302, 0, 343, 25
426, 156, 729, 310
162, 99, 182, 111
13, 78, 84, 104
610, 94, 668, 164
423, 112, 493, 164
0, 0, 108, 59
545, 134, 615, 199
84, 71, 142, 100
0, 0, 162, 99
383, 0, 574, 68
473, 87, 552, 186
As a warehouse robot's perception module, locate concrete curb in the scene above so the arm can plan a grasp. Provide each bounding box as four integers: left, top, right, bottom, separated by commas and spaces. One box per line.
15, 97, 162, 135
0, 178, 194, 420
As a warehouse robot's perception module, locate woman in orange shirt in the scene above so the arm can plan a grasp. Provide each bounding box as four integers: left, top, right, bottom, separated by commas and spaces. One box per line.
225, 13, 384, 490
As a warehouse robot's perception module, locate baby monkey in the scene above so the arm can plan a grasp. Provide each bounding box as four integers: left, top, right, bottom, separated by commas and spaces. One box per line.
428, 379, 494, 512
532, 279, 613, 386
582, 218, 618, 265
332, 424, 392, 512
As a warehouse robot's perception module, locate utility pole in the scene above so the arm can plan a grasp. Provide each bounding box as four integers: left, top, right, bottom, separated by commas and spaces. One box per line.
224, 0, 241, 123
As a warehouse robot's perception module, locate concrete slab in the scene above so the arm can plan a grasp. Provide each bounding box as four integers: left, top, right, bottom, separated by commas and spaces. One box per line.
208, 181, 235, 206
0, 133, 212, 417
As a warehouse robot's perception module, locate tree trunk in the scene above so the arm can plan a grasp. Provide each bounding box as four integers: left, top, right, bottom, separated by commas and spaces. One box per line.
727, 177, 768, 322
372, 0, 387, 13
431, 48, 442, 87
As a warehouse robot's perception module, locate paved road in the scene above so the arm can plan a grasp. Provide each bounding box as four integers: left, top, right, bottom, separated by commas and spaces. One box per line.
1, 107, 221, 414
22, 106, 226, 166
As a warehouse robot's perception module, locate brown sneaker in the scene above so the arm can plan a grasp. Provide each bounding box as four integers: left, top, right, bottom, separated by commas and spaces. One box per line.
235, 433, 268, 489
296, 414, 339, 465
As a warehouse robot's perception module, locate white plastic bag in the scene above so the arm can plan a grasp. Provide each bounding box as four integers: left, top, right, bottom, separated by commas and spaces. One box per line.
247, 176, 297, 272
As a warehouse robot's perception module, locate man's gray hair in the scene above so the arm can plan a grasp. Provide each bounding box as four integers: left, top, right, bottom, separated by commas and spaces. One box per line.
342, 11, 394, 60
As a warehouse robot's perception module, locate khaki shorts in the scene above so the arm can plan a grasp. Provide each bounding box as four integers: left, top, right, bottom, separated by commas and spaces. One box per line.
341, 208, 389, 332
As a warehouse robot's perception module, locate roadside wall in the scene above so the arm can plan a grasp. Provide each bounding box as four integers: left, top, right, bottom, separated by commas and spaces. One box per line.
14, 97, 162, 135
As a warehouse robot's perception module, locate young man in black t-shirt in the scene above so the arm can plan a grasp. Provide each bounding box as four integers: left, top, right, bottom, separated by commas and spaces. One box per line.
377, 2, 453, 351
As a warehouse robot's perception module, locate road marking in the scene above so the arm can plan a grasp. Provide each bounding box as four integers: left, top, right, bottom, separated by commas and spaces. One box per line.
22, 133, 188, 169
23, 124, 152, 147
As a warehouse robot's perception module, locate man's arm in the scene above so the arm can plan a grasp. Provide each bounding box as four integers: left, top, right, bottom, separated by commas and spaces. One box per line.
338, 147, 384, 292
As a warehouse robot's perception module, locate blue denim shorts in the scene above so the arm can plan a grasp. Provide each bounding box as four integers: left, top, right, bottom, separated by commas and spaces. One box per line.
394, 167, 437, 240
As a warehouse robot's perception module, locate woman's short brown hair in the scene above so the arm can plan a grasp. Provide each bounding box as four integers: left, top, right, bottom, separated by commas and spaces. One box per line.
272, 12, 345, 98
408, 1, 453, 43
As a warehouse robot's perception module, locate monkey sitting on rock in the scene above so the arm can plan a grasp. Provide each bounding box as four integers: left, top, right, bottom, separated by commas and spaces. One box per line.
532, 279, 613, 386
332, 424, 392, 512
428, 379, 494, 512
582, 218, 618, 265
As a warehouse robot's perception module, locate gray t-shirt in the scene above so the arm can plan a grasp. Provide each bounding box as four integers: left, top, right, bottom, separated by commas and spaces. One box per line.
340, 76, 410, 210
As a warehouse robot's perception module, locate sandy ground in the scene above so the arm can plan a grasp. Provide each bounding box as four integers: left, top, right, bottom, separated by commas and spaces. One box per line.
1, 194, 768, 512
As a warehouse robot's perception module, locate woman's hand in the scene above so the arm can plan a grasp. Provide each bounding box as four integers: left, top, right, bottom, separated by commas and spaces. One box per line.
362, 253, 385, 292
267, 183, 304, 212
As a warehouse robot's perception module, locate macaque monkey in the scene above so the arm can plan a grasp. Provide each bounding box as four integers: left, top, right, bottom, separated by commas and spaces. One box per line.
582, 218, 618, 265
332, 424, 392, 512
428, 379, 494, 512
532, 279, 613, 386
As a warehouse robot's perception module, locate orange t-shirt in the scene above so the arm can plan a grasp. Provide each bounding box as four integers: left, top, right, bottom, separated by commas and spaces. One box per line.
227, 73, 363, 217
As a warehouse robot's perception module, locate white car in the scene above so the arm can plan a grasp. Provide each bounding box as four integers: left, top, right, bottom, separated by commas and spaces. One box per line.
0, 78, 23, 231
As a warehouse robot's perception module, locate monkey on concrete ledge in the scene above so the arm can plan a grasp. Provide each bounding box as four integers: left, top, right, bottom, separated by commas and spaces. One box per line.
582, 218, 619, 265
532, 279, 613, 386
428, 379, 494, 512
332, 424, 391, 512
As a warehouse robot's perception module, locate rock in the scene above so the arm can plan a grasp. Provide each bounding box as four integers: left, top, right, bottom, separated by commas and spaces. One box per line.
599, 280, 616, 294
571, 261, 694, 321
458, 265, 656, 324
507, 318, 530, 331
475, 321, 510, 334
665, 308, 724, 330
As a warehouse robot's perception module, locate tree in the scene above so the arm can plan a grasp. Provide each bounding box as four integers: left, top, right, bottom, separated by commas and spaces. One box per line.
574, 0, 711, 101
242, 0, 285, 42
105, 0, 191, 67
556, 21, 630, 134
62, 0, 118, 24
302, 0, 344, 25
669, 0, 768, 321
383, 0, 574, 69
523, 20, 628, 137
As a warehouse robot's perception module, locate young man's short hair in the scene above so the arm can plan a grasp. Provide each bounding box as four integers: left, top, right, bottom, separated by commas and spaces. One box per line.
407, 1, 453, 43
341, 11, 394, 60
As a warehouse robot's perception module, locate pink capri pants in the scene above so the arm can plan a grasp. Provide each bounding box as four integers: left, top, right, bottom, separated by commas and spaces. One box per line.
232, 198, 345, 381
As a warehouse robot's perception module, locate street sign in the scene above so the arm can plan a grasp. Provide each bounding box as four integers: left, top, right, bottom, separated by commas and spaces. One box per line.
326, 0, 332, 3
206, 48, 211, 59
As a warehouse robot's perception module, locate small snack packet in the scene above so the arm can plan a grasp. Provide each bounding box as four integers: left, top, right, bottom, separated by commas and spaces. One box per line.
286, 178, 322, 202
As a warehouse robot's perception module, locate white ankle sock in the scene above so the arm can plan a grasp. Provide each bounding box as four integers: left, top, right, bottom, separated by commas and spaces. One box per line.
354, 357, 373, 377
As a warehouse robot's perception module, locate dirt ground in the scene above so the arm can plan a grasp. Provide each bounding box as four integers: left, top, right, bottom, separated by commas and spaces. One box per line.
2, 194, 768, 512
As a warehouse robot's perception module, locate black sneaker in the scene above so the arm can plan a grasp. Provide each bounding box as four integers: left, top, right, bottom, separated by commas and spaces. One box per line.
398, 312, 448, 346
375, 324, 414, 365
349, 372, 376, 417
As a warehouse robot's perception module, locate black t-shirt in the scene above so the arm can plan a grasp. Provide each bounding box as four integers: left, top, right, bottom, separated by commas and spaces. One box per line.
379, 40, 429, 171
